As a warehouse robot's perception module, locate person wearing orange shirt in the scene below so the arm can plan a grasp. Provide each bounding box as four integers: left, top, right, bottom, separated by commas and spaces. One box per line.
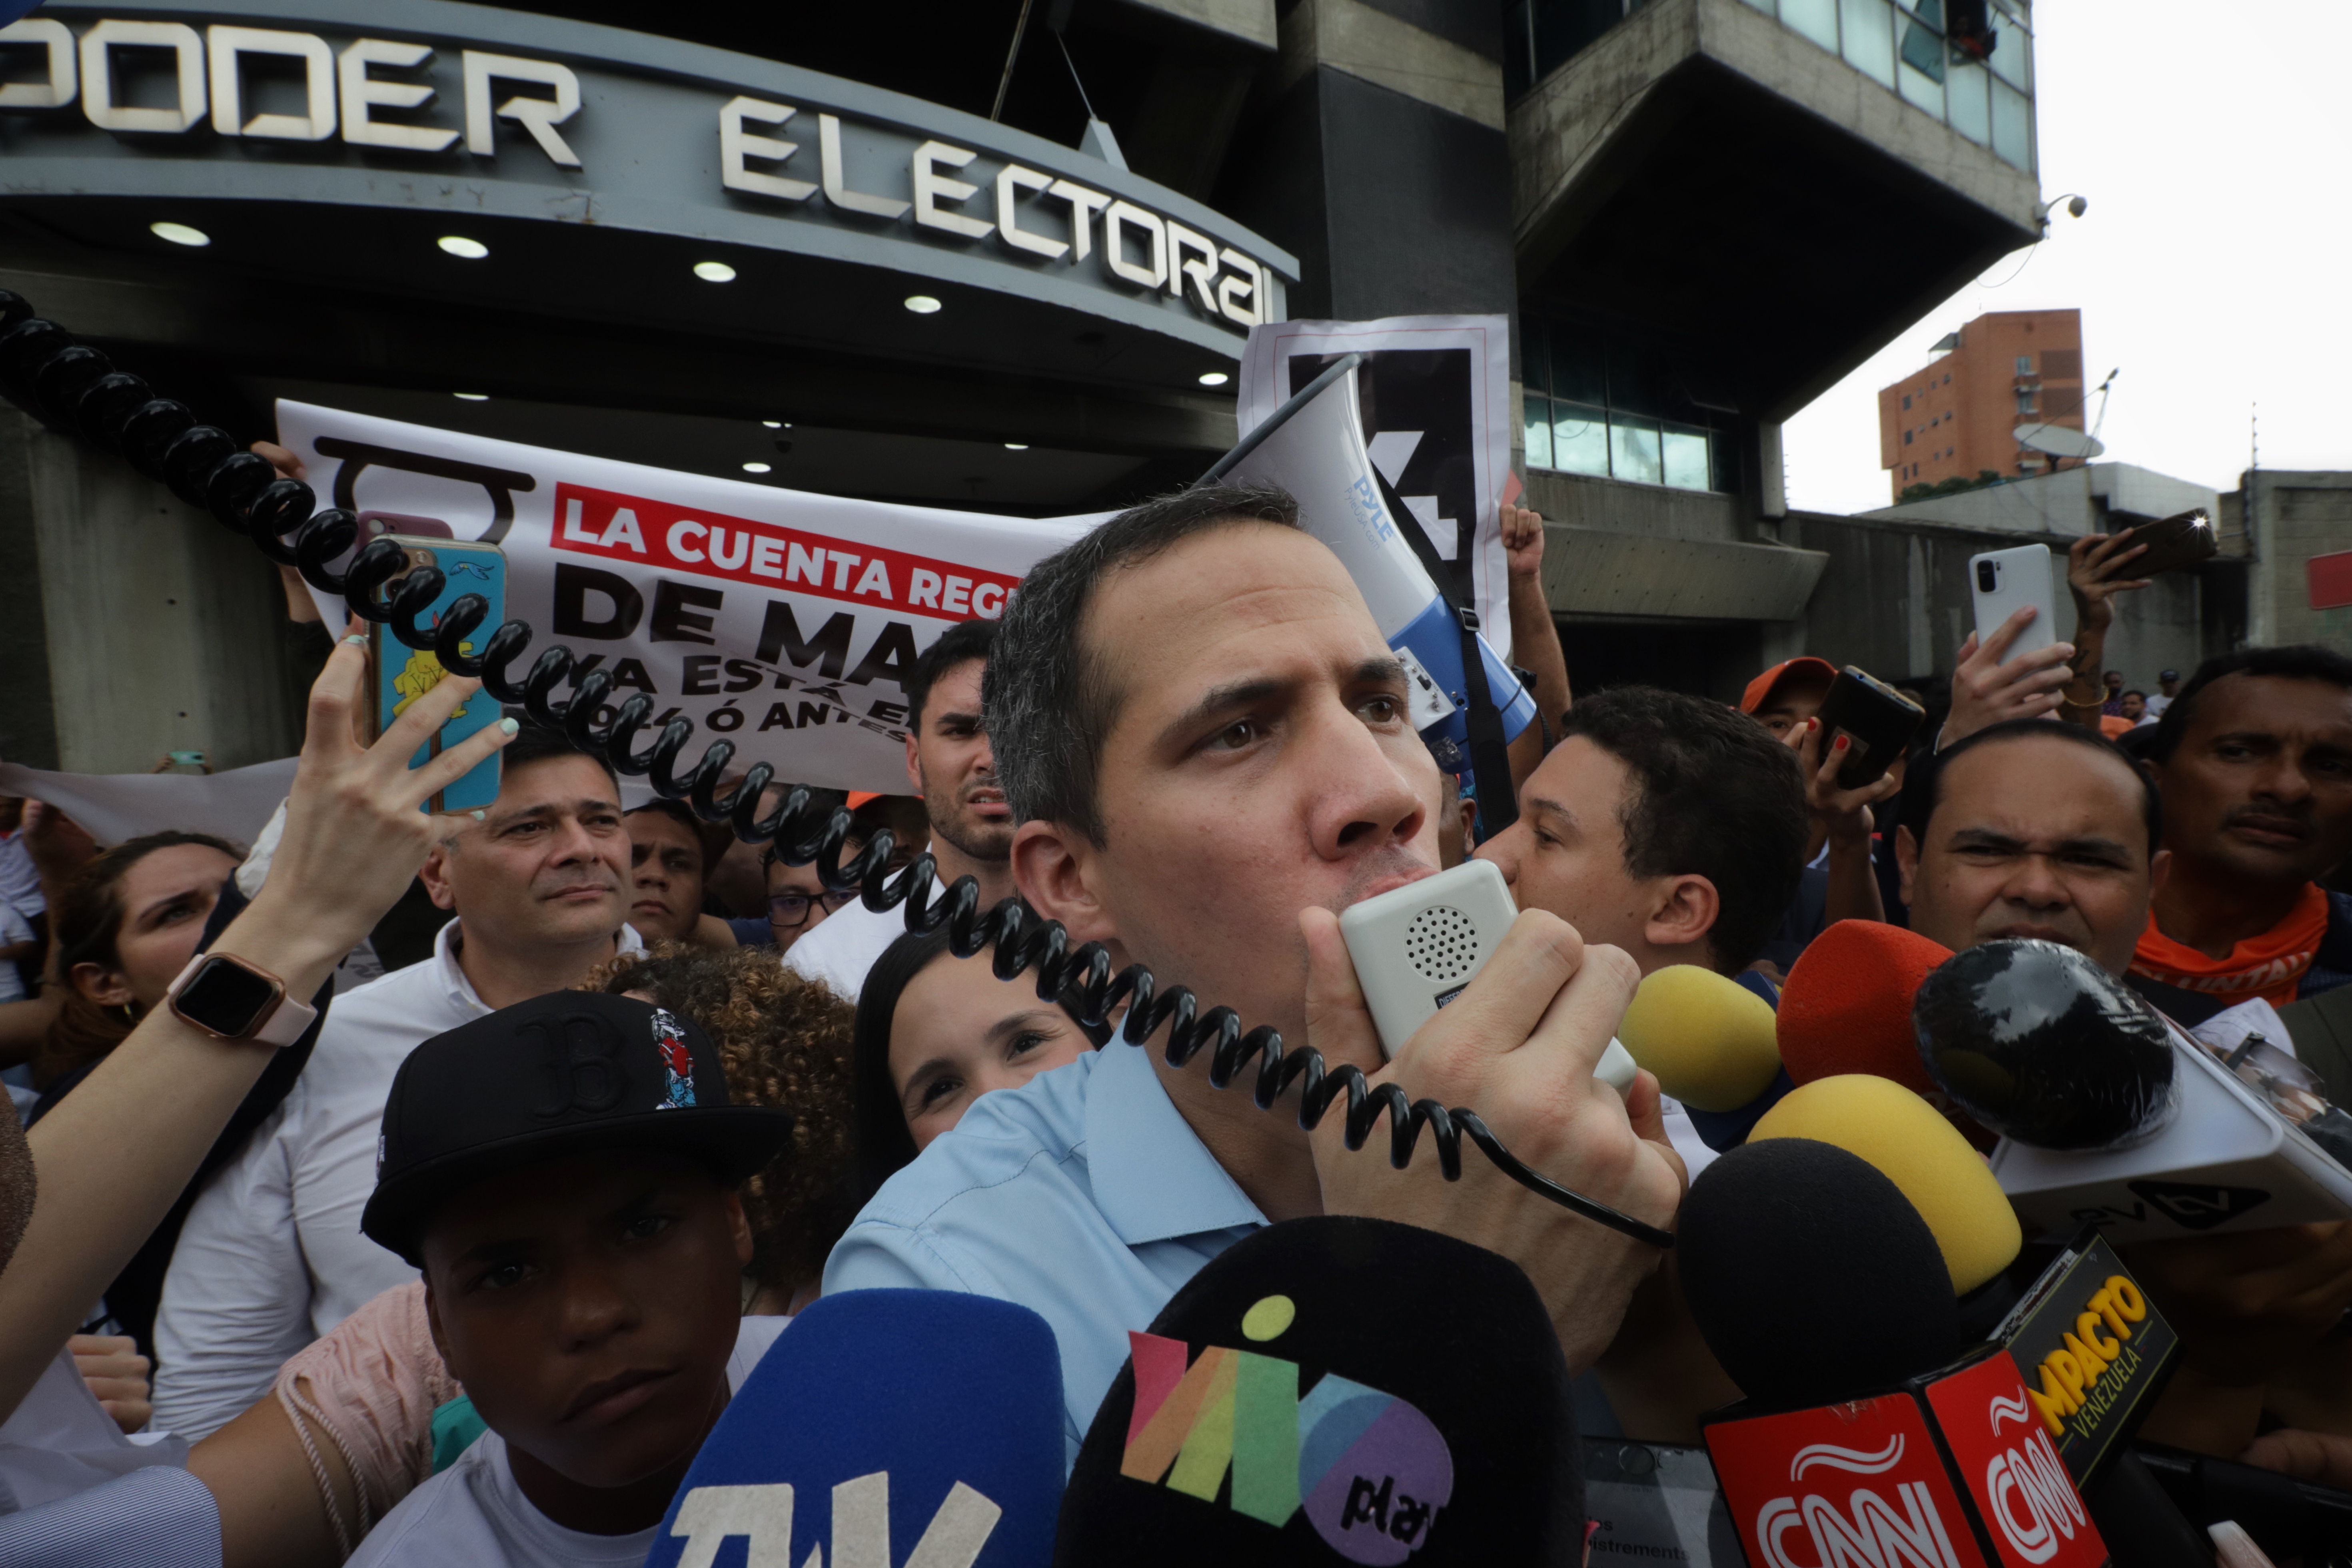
2128, 646, 2352, 1022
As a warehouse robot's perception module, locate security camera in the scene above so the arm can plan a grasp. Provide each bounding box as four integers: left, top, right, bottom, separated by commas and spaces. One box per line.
2067, 195, 2088, 218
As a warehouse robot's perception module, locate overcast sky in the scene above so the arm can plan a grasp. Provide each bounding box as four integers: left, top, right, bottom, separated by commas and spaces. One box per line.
1781, 2, 2352, 516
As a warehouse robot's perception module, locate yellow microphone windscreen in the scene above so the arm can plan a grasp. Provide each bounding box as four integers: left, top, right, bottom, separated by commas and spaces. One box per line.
1749, 1074, 2023, 1294
1616, 965, 1782, 1112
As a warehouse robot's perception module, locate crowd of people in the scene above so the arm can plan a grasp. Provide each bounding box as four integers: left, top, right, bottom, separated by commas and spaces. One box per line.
1, 473, 2350, 1564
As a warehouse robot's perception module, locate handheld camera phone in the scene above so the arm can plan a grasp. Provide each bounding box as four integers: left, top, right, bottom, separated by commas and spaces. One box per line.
1812, 666, 1925, 791
1338, 860, 1639, 1088
2120, 507, 2218, 578
1967, 543, 2059, 664
367, 537, 508, 814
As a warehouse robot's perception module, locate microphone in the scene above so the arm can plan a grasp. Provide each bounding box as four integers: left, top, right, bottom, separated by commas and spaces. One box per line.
1749, 1074, 2023, 1294
645, 1290, 1066, 1568
1683, 1138, 2116, 1568
1056, 1216, 1583, 1565
1914, 940, 2352, 1243
1615, 964, 1783, 1113
1776, 919, 1995, 1147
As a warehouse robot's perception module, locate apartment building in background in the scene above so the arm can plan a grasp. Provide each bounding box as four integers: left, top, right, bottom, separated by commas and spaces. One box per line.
1878, 308, 2087, 500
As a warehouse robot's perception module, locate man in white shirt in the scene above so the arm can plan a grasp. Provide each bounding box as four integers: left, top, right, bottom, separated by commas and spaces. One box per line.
154, 724, 641, 1440
785, 618, 1016, 999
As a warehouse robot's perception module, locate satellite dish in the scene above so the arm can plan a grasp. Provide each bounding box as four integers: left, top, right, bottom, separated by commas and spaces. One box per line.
2015, 423, 2105, 459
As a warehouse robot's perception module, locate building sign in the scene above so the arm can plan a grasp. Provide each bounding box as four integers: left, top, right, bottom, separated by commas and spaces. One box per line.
0, 0, 1294, 353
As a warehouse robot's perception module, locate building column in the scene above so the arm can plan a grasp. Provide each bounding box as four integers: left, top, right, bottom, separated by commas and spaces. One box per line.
0, 407, 303, 773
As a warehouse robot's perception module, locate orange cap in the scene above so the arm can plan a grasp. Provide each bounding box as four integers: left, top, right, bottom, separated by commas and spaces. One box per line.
1738, 656, 1839, 715
846, 791, 882, 809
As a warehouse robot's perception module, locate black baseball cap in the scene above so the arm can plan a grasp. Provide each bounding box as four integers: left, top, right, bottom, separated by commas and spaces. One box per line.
362, 991, 792, 1265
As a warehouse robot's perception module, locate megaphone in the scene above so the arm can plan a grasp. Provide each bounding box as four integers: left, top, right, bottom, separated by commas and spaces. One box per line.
1200, 356, 1534, 818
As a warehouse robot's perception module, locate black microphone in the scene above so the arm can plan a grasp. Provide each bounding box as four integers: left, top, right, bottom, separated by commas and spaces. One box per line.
1916, 939, 2352, 1242
1055, 1216, 1585, 1565
1682, 1138, 2138, 1568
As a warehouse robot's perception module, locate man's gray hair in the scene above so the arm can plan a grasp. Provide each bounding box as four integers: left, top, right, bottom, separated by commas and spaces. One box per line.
984, 483, 1301, 843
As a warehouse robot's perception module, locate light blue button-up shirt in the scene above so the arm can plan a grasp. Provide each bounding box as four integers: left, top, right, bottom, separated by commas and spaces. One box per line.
821, 1039, 1268, 1458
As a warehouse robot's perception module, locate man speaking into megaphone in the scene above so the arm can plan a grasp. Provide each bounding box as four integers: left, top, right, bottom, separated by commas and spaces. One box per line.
823, 481, 1686, 1459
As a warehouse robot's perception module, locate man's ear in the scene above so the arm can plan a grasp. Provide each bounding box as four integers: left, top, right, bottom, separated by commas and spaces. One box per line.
1895, 825, 1920, 907
2148, 846, 2171, 903
419, 841, 457, 913
1012, 820, 1114, 946
903, 730, 924, 797
69, 962, 132, 1009
1643, 874, 1719, 956
725, 1189, 753, 1270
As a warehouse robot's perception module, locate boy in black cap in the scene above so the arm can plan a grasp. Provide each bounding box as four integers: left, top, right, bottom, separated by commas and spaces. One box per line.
346, 991, 792, 1568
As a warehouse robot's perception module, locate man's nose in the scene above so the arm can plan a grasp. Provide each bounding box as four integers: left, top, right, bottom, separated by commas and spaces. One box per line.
547, 815, 600, 864
2004, 853, 2071, 909
2254, 752, 2316, 806
1304, 708, 1425, 860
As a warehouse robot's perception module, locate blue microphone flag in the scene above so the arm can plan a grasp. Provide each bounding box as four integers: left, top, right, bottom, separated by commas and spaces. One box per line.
645, 1290, 1065, 1568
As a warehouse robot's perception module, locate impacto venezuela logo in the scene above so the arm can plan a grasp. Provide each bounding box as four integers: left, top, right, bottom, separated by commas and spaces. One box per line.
1118, 1293, 1453, 1565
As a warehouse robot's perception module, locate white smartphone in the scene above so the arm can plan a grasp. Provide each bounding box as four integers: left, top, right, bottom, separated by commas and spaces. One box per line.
1338, 860, 1638, 1088
1967, 543, 2059, 663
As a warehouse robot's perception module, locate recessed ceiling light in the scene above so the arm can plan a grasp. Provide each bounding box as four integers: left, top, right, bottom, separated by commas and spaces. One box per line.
904, 295, 942, 314
693, 260, 737, 283
452, 392, 489, 401
1004, 443, 1029, 450
761, 420, 782, 429
741, 461, 772, 474
1198, 371, 1231, 387
438, 235, 489, 259
150, 220, 209, 247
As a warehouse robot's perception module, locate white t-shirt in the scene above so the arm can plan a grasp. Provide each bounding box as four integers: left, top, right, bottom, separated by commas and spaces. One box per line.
2144, 692, 2173, 717
0, 902, 32, 1004
781, 896, 907, 1003
346, 1316, 789, 1568
154, 921, 644, 1440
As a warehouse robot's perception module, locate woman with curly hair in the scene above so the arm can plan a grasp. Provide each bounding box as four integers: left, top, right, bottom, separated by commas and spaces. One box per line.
190, 943, 856, 1567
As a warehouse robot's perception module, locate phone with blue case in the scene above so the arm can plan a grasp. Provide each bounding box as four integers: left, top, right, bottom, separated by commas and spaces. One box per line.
367, 537, 508, 814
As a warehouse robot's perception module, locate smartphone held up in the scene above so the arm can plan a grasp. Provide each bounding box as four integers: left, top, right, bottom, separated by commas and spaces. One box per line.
365, 537, 509, 813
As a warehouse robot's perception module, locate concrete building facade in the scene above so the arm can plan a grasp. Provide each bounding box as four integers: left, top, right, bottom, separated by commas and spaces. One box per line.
6, 0, 2236, 761
1877, 307, 2088, 499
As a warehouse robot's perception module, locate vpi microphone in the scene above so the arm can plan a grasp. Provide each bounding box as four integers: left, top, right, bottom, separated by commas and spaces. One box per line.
1914, 940, 2352, 1243
1338, 859, 1638, 1088
646, 1290, 1065, 1568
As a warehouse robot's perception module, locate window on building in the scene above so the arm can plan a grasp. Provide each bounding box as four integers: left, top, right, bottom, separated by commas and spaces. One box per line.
2016, 391, 2037, 414
2015, 355, 2033, 374
1518, 314, 1734, 493
1903, 393, 1913, 410
1905, 429, 1914, 445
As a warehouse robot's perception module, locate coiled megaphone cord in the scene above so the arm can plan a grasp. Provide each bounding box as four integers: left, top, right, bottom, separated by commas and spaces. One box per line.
0, 290, 1671, 1249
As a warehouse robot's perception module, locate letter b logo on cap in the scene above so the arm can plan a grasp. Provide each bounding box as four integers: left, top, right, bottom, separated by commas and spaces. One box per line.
525, 1013, 629, 1118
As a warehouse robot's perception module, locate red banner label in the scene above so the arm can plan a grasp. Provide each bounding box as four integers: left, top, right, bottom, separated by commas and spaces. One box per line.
1704, 1393, 1989, 1568
1924, 1353, 2106, 1568
549, 481, 1018, 620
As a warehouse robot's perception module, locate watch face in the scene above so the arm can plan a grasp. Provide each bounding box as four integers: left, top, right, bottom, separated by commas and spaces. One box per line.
178, 957, 279, 1035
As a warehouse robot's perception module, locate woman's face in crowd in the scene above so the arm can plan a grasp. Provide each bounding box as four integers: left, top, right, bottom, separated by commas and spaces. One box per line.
78, 843, 241, 1011
887, 953, 1090, 1151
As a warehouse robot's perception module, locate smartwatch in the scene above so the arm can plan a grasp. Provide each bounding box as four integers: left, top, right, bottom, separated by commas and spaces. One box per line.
165, 952, 317, 1047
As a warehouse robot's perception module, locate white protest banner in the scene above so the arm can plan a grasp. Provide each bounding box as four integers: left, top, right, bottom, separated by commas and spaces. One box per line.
1235, 316, 1513, 664
277, 401, 1096, 794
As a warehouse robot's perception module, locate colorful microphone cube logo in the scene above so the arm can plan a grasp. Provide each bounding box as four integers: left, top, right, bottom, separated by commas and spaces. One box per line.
1118, 1294, 1453, 1564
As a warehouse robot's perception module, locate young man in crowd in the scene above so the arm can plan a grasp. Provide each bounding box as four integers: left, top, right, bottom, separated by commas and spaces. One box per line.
785, 618, 1014, 1000
2149, 667, 2182, 718
1476, 687, 1807, 983
623, 802, 709, 946
155, 724, 643, 1440
343, 991, 790, 1568
825, 485, 1683, 1454
2130, 646, 2352, 1021
1895, 716, 2352, 1461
